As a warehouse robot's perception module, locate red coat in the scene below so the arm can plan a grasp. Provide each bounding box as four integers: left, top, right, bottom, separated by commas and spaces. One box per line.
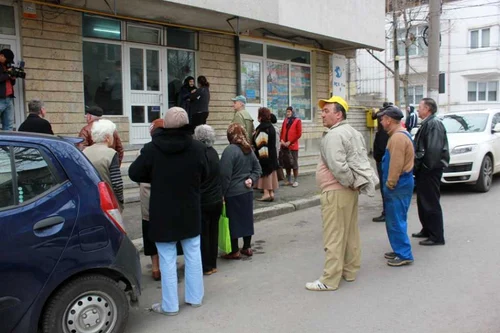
280, 118, 302, 151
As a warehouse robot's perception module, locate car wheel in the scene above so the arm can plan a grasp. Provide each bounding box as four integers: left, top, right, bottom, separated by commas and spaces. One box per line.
474, 155, 493, 193
41, 275, 129, 333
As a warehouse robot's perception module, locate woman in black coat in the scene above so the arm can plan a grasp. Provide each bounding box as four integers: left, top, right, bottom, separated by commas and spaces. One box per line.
178, 76, 195, 116
189, 76, 210, 127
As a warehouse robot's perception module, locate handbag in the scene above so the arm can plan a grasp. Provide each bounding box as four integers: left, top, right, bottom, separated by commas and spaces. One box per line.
218, 203, 232, 254
276, 167, 285, 181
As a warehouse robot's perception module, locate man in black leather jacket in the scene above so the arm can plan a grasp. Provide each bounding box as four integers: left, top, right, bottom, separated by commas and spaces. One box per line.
412, 98, 450, 246
371, 102, 392, 222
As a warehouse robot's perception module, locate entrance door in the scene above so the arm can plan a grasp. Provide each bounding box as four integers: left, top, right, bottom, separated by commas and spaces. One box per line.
241, 58, 263, 130
0, 39, 24, 131
125, 45, 165, 144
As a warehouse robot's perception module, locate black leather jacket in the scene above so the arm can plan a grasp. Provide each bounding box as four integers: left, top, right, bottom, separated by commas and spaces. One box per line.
414, 115, 450, 172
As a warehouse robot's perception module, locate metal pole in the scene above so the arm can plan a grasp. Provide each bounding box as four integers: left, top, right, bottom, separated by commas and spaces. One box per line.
427, 0, 440, 103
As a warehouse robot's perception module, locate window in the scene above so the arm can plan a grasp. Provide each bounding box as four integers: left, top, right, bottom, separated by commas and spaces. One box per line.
0, 5, 16, 36
267, 62, 289, 119
470, 28, 490, 49
291, 65, 311, 120
83, 14, 121, 40
167, 28, 197, 50
127, 25, 161, 45
399, 85, 424, 106
0, 147, 14, 209
167, 49, 196, 108
442, 113, 489, 133
83, 42, 123, 114
130, 48, 160, 91
491, 113, 500, 131
391, 26, 427, 58
241, 61, 261, 104
240, 41, 264, 57
468, 81, 498, 102
267, 45, 310, 64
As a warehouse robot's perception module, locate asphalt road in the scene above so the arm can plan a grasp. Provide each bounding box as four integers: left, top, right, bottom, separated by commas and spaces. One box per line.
125, 177, 500, 333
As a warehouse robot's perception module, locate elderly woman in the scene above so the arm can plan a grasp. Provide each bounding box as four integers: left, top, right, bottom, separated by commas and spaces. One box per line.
129, 107, 208, 316
194, 124, 222, 275
220, 123, 262, 259
83, 119, 124, 212
253, 107, 279, 201
280, 106, 302, 187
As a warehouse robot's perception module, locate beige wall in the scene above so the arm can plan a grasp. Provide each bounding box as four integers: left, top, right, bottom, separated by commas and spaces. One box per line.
20, 7, 129, 141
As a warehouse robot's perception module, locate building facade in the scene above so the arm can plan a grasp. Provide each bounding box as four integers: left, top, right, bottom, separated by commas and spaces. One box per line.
1, 0, 385, 145
353, 0, 500, 113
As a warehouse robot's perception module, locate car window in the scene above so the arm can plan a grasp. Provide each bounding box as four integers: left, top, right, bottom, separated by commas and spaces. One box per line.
0, 146, 14, 209
442, 113, 489, 133
491, 113, 500, 130
13, 147, 59, 204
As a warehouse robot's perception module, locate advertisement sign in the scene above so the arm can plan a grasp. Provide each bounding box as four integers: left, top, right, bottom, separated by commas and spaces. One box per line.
331, 54, 347, 99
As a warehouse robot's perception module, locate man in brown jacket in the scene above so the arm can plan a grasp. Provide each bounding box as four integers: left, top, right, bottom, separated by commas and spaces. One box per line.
78, 106, 124, 165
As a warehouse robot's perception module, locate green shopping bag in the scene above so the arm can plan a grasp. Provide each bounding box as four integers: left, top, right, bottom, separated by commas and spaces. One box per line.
218, 203, 232, 254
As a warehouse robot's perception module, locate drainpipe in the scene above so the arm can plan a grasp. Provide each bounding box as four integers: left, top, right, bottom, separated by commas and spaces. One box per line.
235, 17, 241, 95
447, 19, 451, 113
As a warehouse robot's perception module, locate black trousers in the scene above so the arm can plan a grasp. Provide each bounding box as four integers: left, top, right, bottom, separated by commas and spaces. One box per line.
415, 168, 445, 243
191, 112, 209, 128
376, 161, 385, 215
141, 219, 158, 256
231, 236, 252, 252
201, 201, 223, 272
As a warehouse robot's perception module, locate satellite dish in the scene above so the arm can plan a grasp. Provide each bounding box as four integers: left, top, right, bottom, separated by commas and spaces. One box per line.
422, 26, 442, 47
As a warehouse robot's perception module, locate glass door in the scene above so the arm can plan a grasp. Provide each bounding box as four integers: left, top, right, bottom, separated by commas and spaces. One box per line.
241, 58, 263, 130
126, 45, 165, 144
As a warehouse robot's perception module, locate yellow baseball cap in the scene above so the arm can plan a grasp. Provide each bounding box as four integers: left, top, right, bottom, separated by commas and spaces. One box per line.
318, 96, 349, 112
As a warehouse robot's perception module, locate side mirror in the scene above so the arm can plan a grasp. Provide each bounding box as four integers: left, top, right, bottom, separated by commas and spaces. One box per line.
493, 123, 500, 133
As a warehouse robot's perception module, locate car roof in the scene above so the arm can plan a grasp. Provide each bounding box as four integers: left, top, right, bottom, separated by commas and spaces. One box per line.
443, 109, 500, 116
0, 131, 83, 145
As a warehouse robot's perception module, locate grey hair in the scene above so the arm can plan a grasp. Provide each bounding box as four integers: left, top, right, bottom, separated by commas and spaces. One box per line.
194, 124, 216, 147
91, 119, 116, 144
28, 99, 44, 114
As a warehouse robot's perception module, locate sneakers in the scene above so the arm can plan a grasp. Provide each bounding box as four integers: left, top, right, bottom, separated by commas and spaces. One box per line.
149, 303, 179, 316
384, 252, 396, 260
305, 280, 337, 291
387, 256, 413, 267
292, 181, 299, 187
372, 214, 385, 222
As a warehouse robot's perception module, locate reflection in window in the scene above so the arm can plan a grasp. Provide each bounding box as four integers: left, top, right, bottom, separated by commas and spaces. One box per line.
83, 14, 121, 40
148, 106, 161, 123
130, 48, 144, 90
13, 147, 58, 203
267, 45, 310, 64
240, 41, 263, 56
167, 28, 197, 50
167, 50, 195, 108
127, 25, 160, 44
267, 62, 289, 119
0, 147, 14, 209
132, 106, 145, 123
0, 5, 16, 36
83, 42, 123, 115
146, 50, 160, 91
291, 65, 311, 121
241, 61, 261, 104
442, 113, 489, 133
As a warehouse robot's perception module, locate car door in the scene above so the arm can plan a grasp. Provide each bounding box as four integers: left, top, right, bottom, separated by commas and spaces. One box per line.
490, 113, 500, 172
0, 143, 78, 332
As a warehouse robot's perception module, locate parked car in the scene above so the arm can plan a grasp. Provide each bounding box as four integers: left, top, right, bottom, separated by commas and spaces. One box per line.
439, 109, 500, 192
0, 132, 141, 333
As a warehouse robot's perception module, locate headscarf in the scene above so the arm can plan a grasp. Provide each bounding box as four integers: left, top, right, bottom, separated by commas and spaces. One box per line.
227, 123, 252, 154
183, 76, 195, 87
286, 107, 297, 129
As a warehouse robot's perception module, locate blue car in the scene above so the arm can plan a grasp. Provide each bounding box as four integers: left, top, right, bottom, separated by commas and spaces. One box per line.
0, 132, 141, 333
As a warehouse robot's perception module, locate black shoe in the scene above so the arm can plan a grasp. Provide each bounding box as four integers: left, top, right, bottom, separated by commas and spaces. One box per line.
387, 256, 414, 267
412, 231, 429, 238
384, 252, 396, 260
419, 238, 445, 246
372, 214, 385, 222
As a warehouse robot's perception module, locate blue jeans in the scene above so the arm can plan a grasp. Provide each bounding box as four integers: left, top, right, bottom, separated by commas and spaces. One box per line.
0, 98, 14, 131
156, 235, 204, 312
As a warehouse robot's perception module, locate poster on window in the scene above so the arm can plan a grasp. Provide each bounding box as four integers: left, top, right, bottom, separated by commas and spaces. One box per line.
331, 53, 347, 99
291, 65, 311, 120
241, 61, 261, 104
267, 62, 289, 119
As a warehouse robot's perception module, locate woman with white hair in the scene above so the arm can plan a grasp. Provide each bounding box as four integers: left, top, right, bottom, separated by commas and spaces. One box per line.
194, 125, 222, 275
83, 119, 124, 211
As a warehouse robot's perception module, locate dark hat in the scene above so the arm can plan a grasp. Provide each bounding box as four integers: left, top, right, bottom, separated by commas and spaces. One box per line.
0, 49, 14, 63
379, 105, 404, 121
86, 106, 103, 117
382, 101, 394, 108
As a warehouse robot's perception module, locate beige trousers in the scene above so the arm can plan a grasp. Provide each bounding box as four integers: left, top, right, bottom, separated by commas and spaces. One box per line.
319, 189, 361, 288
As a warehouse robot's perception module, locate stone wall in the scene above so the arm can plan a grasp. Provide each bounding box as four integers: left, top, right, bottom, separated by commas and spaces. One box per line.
20, 7, 129, 141
198, 32, 237, 138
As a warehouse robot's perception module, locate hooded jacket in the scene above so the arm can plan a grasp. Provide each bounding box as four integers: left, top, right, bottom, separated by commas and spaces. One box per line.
128, 125, 209, 242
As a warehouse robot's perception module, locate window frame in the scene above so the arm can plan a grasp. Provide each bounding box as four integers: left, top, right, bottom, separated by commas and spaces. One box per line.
467, 80, 498, 103
0, 142, 65, 211
389, 25, 428, 59
239, 39, 313, 122
469, 27, 491, 50
126, 23, 162, 45
399, 84, 424, 107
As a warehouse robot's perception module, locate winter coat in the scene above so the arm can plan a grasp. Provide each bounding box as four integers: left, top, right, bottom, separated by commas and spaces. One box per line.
78, 119, 124, 165
0, 64, 15, 99
18, 114, 54, 135
280, 117, 302, 151
190, 87, 210, 114
128, 126, 209, 242
253, 122, 278, 176
414, 114, 450, 172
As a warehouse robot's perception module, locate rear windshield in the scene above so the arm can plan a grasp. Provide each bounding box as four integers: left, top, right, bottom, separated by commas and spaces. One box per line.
441, 113, 489, 133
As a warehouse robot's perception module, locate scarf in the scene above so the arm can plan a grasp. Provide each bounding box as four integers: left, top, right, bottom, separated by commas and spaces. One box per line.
227, 123, 252, 154
286, 111, 297, 130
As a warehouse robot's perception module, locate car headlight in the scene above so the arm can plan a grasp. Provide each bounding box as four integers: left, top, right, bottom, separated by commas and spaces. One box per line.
451, 144, 477, 155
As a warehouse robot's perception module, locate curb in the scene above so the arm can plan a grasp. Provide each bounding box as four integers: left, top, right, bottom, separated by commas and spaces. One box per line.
131, 194, 322, 252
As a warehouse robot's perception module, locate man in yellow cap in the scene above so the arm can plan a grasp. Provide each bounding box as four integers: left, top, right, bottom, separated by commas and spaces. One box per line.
306, 96, 376, 291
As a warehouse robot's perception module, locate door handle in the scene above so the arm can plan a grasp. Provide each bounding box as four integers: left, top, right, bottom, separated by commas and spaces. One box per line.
33, 216, 65, 231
